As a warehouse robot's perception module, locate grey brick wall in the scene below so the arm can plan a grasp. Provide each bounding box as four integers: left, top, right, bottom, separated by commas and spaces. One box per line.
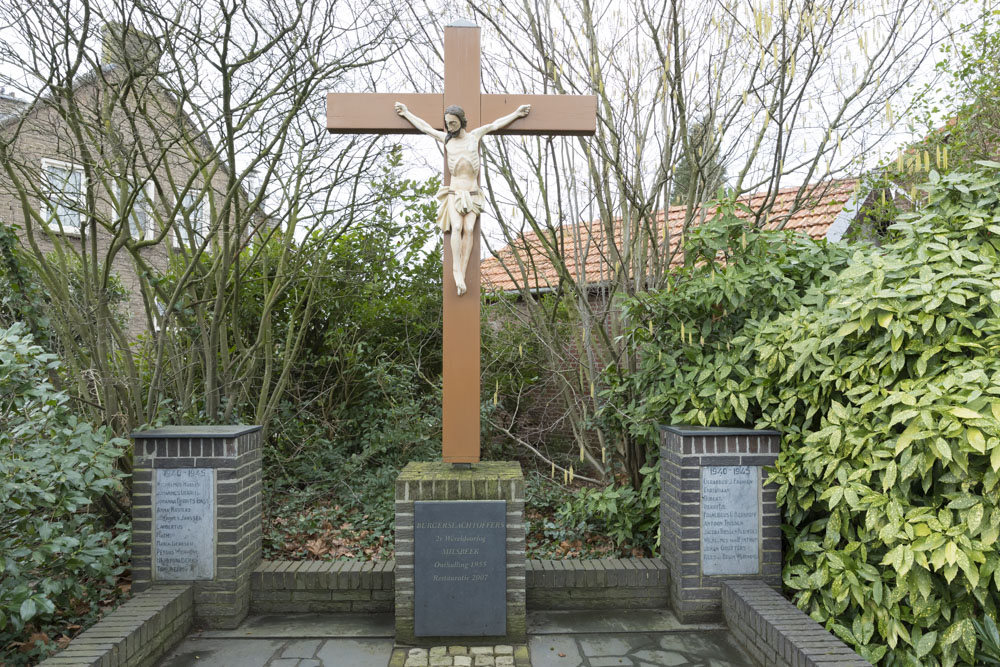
251, 558, 668, 613
251, 560, 396, 613
660, 425, 782, 623
132, 425, 262, 629
394, 461, 526, 646
39, 585, 193, 667
722, 580, 872, 667
526, 557, 668, 610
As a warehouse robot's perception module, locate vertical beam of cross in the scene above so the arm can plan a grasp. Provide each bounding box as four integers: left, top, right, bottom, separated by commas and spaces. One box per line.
440, 23, 481, 464
326, 22, 596, 464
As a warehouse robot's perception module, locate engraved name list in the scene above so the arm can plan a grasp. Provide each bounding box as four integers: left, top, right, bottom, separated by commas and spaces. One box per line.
154, 468, 215, 581
701, 465, 759, 576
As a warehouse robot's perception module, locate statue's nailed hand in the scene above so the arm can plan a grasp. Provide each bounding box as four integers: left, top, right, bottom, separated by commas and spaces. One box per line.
395, 102, 407, 115
517, 104, 531, 117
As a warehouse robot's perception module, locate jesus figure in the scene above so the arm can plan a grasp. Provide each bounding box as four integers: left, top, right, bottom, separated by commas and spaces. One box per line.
394, 101, 530, 296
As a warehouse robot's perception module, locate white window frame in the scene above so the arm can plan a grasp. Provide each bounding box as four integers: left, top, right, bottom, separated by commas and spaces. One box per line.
113, 179, 156, 241
173, 192, 209, 248
41, 158, 86, 235
152, 297, 166, 333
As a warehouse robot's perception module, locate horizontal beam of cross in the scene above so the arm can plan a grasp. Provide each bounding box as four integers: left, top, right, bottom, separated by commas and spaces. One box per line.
326, 92, 597, 136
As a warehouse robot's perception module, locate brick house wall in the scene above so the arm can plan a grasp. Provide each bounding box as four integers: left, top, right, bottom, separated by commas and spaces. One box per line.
0, 55, 239, 339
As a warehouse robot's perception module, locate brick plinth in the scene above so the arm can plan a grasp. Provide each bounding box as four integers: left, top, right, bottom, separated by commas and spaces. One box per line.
395, 461, 526, 646
132, 425, 262, 629
659, 425, 781, 623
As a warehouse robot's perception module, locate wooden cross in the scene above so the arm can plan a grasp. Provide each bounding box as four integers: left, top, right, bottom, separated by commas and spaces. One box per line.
326, 21, 596, 464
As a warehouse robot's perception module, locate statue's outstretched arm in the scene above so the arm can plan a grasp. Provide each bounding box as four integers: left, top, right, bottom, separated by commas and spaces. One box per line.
473, 104, 530, 139
395, 102, 446, 142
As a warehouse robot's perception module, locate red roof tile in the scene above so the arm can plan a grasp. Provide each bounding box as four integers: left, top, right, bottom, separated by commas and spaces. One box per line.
481, 179, 859, 292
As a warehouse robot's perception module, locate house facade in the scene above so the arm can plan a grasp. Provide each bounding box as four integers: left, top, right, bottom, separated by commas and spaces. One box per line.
0, 26, 234, 339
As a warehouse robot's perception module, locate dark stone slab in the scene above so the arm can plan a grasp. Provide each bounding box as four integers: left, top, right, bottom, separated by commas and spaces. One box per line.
414, 500, 506, 637
133, 425, 262, 439
658, 424, 780, 437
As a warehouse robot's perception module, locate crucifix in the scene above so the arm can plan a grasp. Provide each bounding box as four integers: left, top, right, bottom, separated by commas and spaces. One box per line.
326, 20, 596, 464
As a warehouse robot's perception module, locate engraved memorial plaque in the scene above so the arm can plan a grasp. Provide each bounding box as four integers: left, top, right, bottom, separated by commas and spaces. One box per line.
154, 468, 215, 580
414, 501, 506, 636
701, 466, 759, 575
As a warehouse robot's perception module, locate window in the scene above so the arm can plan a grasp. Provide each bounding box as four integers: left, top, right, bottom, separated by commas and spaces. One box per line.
152, 298, 166, 332
42, 159, 86, 234
174, 192, 208, 248
114, 180, 155, 241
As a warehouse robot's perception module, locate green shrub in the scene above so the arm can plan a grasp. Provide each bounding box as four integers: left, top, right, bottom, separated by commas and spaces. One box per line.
556, 464, 661, 554
596, 199, 851, 553
602, 166, 1000, 665
599, 198, 851, 448
758, 166, 1000, 666
0, 324, 130, 664
265, 357, 441, 534
977, 615, 1000, 666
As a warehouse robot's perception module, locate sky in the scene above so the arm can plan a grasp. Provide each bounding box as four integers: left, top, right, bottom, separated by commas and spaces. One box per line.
0, 0, 988, 254
354, 0, 982, 254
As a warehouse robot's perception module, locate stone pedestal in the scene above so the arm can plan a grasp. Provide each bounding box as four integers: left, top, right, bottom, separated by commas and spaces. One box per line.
395, 462, 525, 645
132, 425, 262, 629
659, 425, 781, 623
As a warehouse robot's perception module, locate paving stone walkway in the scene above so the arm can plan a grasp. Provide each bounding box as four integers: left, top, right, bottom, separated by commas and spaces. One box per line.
155, 610, 752, 667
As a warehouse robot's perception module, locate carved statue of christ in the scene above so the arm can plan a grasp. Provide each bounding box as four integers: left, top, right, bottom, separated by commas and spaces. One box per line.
394, 101, 530, 296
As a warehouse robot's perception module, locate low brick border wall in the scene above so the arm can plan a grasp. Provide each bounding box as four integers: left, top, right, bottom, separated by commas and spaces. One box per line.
722, 580, 872, 666
251, 560, 396, 612
40, 585, 193, 667
251, 558, 669, 613
526, 558, 668, 610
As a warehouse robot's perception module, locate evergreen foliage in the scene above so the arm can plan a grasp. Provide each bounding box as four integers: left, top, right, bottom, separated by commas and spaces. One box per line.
0, 324, 130, 664
602, 166, 1000, 665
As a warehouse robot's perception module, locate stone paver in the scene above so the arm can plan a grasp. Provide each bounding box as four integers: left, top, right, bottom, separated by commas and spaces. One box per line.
283, 639, 322, 658
156, 610, 752, 667
400, 645, 530, 667
156, 638, 286, 667
314, 638, 395, 666
530, 630, 750, 667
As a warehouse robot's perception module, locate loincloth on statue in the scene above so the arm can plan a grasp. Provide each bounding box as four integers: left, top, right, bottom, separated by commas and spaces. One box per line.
436, 187, 484, 232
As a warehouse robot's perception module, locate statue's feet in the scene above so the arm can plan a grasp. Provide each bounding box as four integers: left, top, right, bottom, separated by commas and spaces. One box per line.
455, 279, 467, 296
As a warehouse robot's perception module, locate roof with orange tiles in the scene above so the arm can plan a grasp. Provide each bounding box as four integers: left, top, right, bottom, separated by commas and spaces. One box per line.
480, 178, 862, 292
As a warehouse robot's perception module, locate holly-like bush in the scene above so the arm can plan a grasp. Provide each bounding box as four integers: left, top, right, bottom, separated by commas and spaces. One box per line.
0, 324, 129, 664
759, 166, 1000, 666
603, 165, 1000, 665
